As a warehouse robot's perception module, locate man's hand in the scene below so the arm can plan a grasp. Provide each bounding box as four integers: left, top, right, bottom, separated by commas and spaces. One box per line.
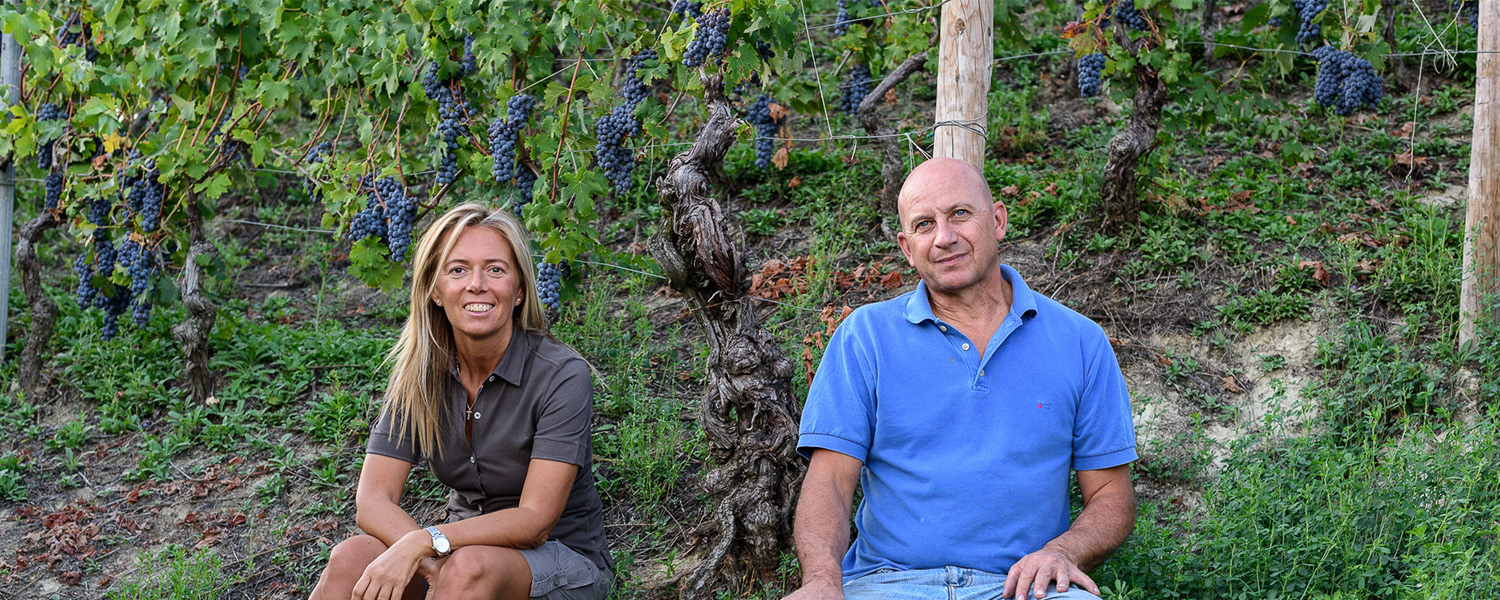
351, 530, 430, 600
1002, 548, 1099, 600
780, 576, 843, 600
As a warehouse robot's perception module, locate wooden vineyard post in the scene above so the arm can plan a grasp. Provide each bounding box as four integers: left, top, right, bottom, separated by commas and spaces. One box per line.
0, 3, 19, 364
933, 0, 992, 171
1462, 0, 1500, 347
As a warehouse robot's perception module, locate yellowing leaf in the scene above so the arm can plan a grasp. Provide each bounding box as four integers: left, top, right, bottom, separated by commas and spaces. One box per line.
103, 132, 125, 154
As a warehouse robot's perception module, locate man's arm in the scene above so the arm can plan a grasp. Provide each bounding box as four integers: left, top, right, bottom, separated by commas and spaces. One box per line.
783, 449, 863, 600
1003, 464, 1136, 600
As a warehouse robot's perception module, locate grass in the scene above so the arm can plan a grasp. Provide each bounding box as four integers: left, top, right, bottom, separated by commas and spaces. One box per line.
2, 12, 1498, 598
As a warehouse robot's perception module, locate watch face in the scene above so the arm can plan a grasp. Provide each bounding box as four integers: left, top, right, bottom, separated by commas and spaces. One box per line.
434, 536, 450, 554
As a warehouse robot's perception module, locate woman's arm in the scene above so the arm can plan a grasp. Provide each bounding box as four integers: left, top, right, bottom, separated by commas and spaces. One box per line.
387, 457, 576, 553
354, 453, 422, 547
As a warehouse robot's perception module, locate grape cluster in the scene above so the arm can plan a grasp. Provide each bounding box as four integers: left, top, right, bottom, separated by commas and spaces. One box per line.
1455, 0, 1479, 30
1112, 0, 1150, 31
118, 239, 159, 328
594, 50, 659, 193
840, 64, 872, 115
36, 102, 65, 171
683, 8, 730, 68
514, 168, 537, 216
835, 0, 851, 36
462, 35, 479, 76
209, 113, 244, 165
93, 234, 116, 278
746, 94, 784, 169
348, 178, 388, 243
1077, 52, 1107, 98
56, 14, 96, 60
1311, 47, 1384, 116
379, 177, 418, 261
44, 172, 63, 211
74, 254, 99, 308
129, 162, 165, 232
489, 93, 536, 184
306, 141, 333, 164
425, 63, 473, 187
87, 197, 112, 226
1292, 0, 1327, 45
535, 260, 569, 312
672, 0, 703, 19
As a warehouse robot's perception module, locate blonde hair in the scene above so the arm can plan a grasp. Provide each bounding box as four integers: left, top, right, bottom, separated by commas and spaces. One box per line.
380, 203, 547, 458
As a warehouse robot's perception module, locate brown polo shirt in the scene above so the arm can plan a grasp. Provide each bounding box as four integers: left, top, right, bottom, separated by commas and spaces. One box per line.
367, 326, 610, 572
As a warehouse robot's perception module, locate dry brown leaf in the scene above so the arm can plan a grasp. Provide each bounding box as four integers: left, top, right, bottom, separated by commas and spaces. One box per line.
768, 102, 788, 121
1222, 376, 1243, 394
771, 147, 789, 170
788, 175, 802, 188
881, 271, 903, 289
1000, 185, 1020, 197
1297, 260, 1331, 287
1393, 121, 1416, 138
884, 89, 897, 105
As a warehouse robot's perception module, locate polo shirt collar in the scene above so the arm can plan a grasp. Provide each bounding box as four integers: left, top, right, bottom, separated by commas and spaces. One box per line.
448, 324, 531, 386
904, 263, 1039, 325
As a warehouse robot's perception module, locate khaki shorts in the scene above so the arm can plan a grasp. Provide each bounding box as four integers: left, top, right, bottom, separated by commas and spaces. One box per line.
518, 540, 612, 600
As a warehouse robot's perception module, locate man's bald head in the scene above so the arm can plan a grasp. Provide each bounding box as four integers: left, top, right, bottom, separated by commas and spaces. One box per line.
896, 158, 994, 227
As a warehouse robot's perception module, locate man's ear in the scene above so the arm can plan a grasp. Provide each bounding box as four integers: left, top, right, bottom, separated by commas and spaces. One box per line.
896, 231, 915, 267
993, 200, 1009, 242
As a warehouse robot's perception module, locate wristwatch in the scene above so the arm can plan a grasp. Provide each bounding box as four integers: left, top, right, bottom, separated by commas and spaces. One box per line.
424, 526, 452, 558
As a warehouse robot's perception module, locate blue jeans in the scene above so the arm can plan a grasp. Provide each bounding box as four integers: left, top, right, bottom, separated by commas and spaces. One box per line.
843, 566, 1104, 600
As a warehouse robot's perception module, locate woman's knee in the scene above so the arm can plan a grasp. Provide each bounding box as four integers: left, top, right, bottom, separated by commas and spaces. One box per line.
328, 534, 387, 571
440, 546, 530, 589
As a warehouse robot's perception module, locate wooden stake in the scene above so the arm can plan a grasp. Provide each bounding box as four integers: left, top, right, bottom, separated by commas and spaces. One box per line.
933, 0, 991, 172
1462, 0, 1500, 346
0, 2, 21, 365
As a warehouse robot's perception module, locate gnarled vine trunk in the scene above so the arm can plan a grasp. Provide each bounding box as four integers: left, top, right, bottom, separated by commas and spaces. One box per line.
16, 211, 60, 402
1100, 29, 1167, 233
647, 75, 803, 599
171, 193, 217, 402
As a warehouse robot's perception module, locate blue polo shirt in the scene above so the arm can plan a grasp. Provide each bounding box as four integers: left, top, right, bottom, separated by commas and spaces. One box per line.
798, 264, 1137, 582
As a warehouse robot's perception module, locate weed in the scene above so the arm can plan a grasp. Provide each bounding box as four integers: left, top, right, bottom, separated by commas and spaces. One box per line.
0, 451, 29, 501
303, 389, 372, 446
740, 208, 784, 237
1258, 354, 1286, 372
127, 434, 191, 482
44, 417, 93, 452
1161, 348, 1201, 383
1217, 289, 1312, 332
594, 398, 704, 514
105, 545, 224, 599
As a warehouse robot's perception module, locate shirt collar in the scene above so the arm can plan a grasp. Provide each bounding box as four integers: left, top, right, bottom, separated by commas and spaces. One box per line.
448, 324, 531, 386
905, 263, 1039, 324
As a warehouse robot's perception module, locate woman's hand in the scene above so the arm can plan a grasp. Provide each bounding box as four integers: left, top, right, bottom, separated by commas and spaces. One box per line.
416, 556, 447, 587
351, 530, 432, 600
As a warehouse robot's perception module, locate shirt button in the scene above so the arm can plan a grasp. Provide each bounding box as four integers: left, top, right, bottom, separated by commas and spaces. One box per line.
980, 369, 985, 376
962, 343, 971, 351
470, 456, 476, 463
939, 326, 947, 332
472, 411, 481, 419
487, 376, 495, 382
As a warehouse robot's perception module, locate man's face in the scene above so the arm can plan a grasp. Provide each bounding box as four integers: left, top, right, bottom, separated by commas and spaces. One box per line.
896, 172, 1007, 296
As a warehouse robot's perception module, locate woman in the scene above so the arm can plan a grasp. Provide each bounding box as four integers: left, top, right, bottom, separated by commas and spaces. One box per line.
312, 203, 611, 600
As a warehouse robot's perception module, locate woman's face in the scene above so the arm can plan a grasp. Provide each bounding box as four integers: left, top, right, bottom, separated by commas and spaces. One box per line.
431, 226, 526, 348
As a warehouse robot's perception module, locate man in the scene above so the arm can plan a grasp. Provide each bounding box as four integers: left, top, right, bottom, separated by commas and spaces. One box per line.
786, 158, 1137, 600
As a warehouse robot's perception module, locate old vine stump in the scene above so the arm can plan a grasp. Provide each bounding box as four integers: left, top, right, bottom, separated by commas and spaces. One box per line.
647, 75, 804, 599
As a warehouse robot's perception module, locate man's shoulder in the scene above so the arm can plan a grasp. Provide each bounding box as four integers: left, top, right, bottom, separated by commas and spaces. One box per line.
838, 289, 922, 333
1025, 287, 1111, 342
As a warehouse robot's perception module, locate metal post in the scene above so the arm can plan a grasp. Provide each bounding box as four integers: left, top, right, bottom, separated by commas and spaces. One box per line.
0, 12, 21, 364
